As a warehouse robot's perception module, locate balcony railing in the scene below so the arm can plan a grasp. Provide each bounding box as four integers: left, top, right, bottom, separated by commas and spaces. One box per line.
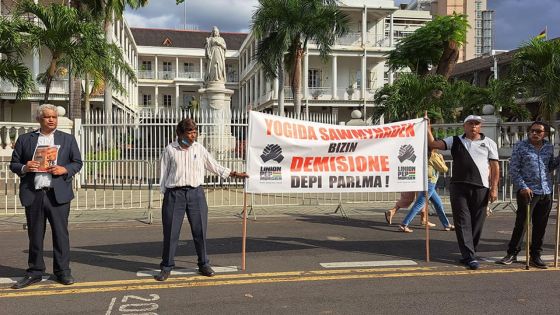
0, 79, 69, 95
138, 70, 155, 79
158, 71, 175, 80
177, 71, 202, 80
333, 32, 391, 48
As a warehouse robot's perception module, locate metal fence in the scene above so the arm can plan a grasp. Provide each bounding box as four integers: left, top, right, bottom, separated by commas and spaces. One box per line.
1, 108, 536, 216
1, 159, 520, 216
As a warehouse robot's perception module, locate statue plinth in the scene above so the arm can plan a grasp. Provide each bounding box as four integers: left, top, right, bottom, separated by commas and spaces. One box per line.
198, 82, 236, 158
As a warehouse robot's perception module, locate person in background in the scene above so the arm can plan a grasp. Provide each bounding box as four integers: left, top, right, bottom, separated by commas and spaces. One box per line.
156, 118, 248, 281
496, 121, 558, 269
9, 104, 82, 289
428, 115, 500, 270
385, 192, 431, 226
399, 149, 454, 232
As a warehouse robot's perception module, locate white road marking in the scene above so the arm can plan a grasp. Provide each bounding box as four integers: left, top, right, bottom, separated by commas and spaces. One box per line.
136, 266, 239, 277
0, 276, 51, 284
105, 297, 116, 315
320, 260, 418, 268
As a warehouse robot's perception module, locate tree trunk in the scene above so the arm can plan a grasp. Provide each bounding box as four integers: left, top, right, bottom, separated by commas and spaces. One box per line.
84, 73, 91, 115
277, 55, 285, 116
43, 75, 52, 104
69, 74, 82, 119
436, 40, 460, 79
291, 46, 304, 119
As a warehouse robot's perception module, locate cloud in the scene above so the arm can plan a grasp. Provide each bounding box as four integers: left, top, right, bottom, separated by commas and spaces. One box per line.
124, 0, 560, 51
124, 0, 258, 32
489, 0, 560, 50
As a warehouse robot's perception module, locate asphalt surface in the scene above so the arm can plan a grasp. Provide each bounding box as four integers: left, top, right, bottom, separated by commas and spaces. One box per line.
1, 206, 559, 314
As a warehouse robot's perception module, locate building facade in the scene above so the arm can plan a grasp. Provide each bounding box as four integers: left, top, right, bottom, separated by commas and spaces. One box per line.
406, 0, 494, 61
1, 0, 432, 124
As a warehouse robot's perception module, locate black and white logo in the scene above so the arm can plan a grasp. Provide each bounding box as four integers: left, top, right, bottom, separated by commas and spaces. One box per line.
260, 144, 284, 163
398, 144, 416, 163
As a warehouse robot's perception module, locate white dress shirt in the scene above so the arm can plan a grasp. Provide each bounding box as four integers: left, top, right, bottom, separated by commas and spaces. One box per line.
160, 141, 231, 193
34, 130, 55, 189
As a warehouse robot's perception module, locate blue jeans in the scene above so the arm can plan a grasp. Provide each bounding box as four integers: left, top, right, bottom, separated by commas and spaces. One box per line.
401, 182, 451, 227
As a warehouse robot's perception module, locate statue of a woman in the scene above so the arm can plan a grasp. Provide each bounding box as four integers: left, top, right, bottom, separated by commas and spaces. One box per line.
205, 26, 227, 83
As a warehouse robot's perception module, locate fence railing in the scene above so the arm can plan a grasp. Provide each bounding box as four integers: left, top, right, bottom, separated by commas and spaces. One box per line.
1, 159, 522, 216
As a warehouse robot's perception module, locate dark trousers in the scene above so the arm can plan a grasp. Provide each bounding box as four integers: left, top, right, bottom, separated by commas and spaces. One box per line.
507, 192, 552, 257
160, 186, 209, 271
25, 189, 71, 277
449, 183, 489, 261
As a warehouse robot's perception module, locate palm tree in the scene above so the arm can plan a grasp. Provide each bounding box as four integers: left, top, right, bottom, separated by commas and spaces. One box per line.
372, 74, 449, 122
71, 16, 136, 113
387, 13, 468, 79
510, 38, 560, 122
81, 0, 148, 119
0, 16, 35, 99
16, 0, 88, 103
252, 0, 349, 117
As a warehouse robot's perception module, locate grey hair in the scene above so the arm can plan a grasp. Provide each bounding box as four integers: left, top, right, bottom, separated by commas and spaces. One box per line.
35, 104, 58, 120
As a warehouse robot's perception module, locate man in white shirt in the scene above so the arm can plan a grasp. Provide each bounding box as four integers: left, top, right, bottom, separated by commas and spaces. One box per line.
9, 104, 82, 289
156, 118, 248, 281
428, 115, 500, 270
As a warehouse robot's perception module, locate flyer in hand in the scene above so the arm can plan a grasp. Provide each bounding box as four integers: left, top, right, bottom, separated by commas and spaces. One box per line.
32, 145, 60, 172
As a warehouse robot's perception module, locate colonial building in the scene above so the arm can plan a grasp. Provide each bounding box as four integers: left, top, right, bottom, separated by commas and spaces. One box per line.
1, 0, 431, 124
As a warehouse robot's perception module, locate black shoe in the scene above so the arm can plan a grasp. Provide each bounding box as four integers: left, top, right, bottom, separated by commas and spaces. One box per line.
198, 265, 215, 277
11, 275, 42, 289
496, 254, 517, 265
56, 274, 75, 285
530, 256, 548, 269
155, 269, 171, 281
467, 260, 480, 270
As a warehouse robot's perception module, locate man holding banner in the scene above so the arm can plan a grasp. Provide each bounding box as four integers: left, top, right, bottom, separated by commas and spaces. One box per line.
428, 115, 500, 270
156, 118, 248, 281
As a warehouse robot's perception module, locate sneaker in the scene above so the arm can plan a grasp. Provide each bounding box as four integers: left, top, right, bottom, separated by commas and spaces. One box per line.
496, 254, 517, 265
444, 224, 455, 231
529, 256, 548, 269
467, 260, 480, 270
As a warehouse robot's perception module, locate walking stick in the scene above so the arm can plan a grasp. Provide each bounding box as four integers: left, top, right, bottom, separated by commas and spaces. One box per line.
525, 197, 531, 270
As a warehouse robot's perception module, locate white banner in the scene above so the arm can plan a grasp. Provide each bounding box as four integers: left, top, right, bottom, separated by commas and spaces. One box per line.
246, 111, 427, 193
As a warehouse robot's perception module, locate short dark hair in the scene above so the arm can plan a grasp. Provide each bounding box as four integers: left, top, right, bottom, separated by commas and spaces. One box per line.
528, 121, 549, 133
176, 118, 197, 136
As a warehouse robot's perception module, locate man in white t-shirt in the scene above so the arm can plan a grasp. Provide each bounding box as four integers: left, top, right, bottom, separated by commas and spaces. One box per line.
428, 115, 500, 270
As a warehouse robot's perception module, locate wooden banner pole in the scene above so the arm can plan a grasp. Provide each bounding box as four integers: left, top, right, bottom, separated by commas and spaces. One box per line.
424, 111, 430, 262
241, 187, 248, 271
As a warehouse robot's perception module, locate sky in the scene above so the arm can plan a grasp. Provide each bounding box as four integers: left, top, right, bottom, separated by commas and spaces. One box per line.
124, 0, 559, 51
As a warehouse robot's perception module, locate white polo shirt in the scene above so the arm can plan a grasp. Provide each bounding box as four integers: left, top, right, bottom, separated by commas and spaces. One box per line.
442, 133, 499, 188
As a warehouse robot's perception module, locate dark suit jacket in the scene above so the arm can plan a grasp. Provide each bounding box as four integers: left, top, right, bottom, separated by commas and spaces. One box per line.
9, 130, 83, 207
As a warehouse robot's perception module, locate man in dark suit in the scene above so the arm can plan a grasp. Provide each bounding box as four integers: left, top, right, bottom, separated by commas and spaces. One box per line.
9, 104, 82, 289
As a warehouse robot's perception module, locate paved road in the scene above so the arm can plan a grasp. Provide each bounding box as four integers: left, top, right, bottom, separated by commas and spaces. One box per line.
1, 209, 559, 314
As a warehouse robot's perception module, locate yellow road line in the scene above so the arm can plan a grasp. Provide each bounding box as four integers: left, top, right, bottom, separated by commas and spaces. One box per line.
1, 266, 440, 290
0, 267, 557, 299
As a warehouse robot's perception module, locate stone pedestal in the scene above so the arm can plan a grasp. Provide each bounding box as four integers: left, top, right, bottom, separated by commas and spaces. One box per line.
480, 104, 500, 143
198, 82, 236, 159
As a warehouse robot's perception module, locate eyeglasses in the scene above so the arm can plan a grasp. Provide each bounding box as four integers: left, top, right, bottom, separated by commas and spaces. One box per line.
529, 129, 545, 134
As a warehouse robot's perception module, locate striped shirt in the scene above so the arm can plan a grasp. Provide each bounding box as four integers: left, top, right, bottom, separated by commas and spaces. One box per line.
160, 141, 231, 193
